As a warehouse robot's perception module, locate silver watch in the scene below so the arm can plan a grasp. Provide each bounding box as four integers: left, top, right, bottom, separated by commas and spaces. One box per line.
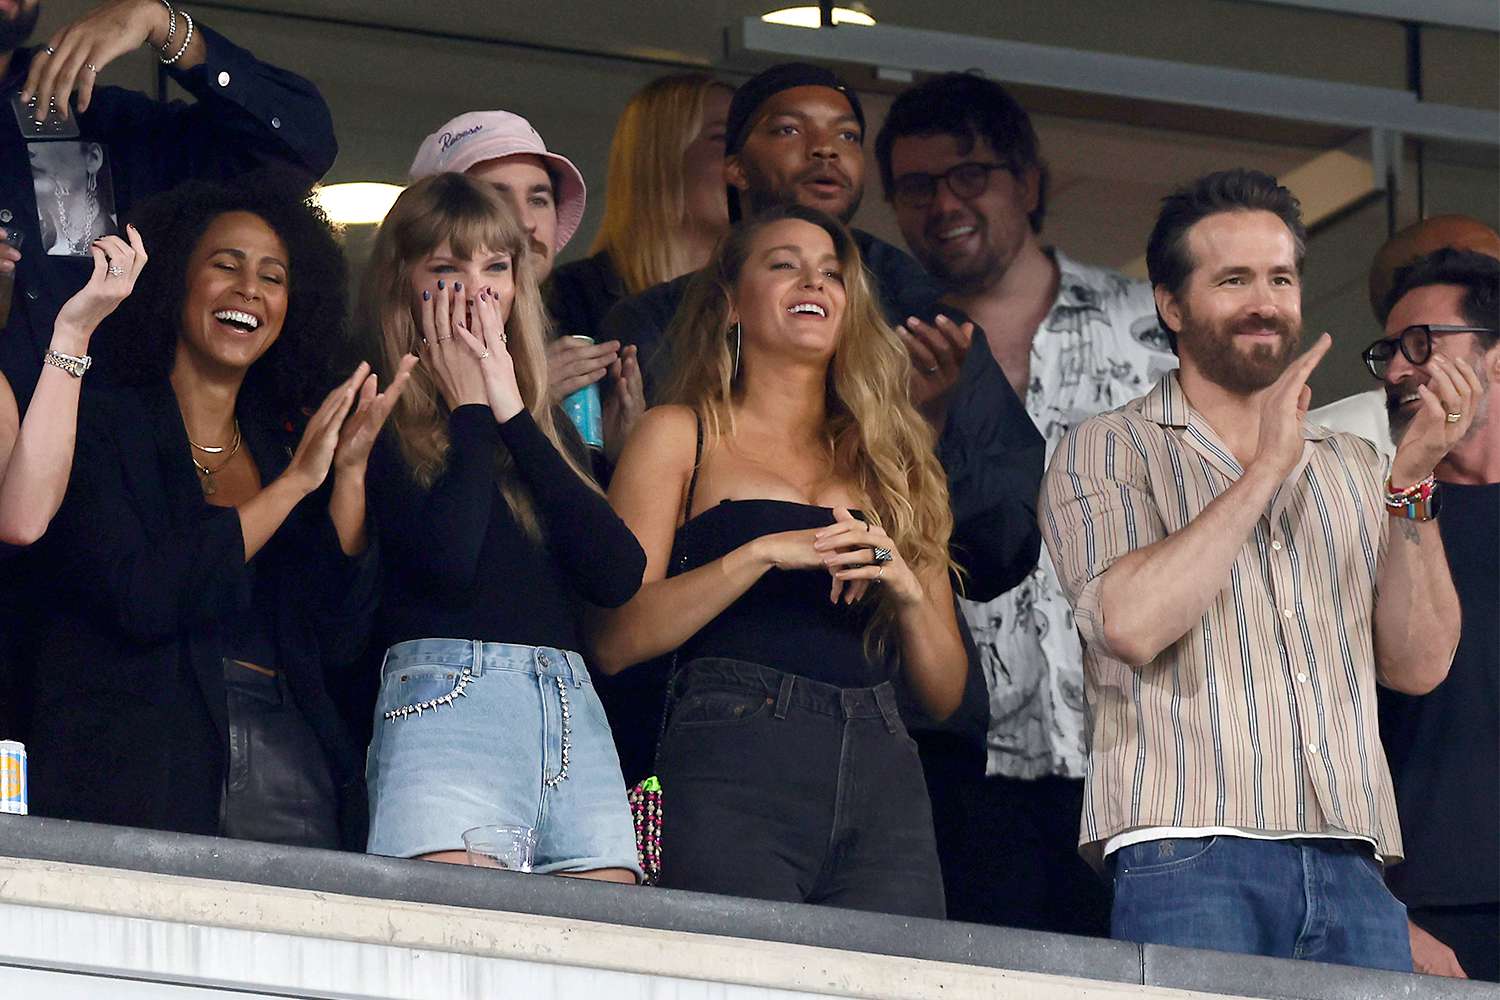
44, 350, 92, 378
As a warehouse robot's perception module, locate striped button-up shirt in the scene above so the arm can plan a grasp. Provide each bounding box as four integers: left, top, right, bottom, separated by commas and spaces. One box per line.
1040, 372, 1402, 865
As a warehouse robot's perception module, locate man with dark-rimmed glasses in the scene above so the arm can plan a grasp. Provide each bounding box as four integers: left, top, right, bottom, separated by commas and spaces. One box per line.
874, 72, 1173, 933
1368, 247, 1500, 983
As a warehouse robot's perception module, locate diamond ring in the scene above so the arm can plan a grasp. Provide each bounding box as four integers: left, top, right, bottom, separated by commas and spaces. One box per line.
107, 264, 125, 277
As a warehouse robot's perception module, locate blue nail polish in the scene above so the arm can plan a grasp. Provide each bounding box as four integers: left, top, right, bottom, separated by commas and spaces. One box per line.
437, 280, 444, 290
455, 282, 462, 291
422, 290, 430, 301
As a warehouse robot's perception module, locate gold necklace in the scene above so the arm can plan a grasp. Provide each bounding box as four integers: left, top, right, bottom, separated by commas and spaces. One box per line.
190, 422, 242, 496
188, 422, 237, 454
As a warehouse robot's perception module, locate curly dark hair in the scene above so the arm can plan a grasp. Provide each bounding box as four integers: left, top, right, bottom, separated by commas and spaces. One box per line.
94, 170, 349, 417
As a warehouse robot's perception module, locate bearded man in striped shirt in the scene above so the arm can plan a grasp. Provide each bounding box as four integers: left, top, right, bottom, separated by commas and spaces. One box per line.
1039, 168, 1471, 971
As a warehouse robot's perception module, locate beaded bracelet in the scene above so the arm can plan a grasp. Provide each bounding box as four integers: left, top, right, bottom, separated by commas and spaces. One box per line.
155, 0, 177, 60
160, 9, 193, 66
1384, 474, 1439, 521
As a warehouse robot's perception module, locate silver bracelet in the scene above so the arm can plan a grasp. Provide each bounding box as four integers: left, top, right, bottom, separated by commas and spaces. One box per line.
44, 350, 91, 378
160, 9, 193, 66
155, 0, 177, 59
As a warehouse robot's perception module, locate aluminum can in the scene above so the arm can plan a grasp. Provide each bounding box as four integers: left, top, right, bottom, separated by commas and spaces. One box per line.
561, 335, 604, 449
0, 740, 26, 815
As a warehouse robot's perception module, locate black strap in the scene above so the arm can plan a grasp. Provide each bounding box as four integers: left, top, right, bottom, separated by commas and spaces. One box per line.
648, 411, 704, 772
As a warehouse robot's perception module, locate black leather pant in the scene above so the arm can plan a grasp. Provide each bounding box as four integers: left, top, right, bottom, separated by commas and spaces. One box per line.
219, 660, 339, 849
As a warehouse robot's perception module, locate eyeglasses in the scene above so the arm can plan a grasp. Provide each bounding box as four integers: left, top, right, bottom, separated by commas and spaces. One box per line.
1361, 324, 1496, 379
889, 162, 1011, 209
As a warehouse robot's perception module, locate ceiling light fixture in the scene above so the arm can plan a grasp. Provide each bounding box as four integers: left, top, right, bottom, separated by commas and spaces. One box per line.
312, 182, 405, 226
761, 4, 875, 29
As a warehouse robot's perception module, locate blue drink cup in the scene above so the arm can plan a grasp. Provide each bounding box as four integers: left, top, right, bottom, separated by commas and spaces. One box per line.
561, 336, 604, 449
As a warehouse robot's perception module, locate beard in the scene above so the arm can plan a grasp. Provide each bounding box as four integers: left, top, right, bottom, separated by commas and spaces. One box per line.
1387, 352, 1490, 442
916, 212, 1016, 296
1, 3, 39, 53
739, 161, 863, 225
1180, 304, 1302, 395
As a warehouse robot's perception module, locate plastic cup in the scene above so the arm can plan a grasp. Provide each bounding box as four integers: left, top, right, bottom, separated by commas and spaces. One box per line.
462, 824, 537, 872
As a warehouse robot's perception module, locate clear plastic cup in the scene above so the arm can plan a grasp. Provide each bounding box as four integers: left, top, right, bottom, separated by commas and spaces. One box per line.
462, 824, 537, 872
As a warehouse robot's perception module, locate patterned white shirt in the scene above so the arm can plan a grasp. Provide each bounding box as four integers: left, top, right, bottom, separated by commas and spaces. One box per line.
960, 250, 1176, 779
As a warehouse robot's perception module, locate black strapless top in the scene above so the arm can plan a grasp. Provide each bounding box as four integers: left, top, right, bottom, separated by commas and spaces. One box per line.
669, 499, 884, 688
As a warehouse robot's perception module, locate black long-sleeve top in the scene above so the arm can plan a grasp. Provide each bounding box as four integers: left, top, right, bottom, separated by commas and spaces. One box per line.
367, 405, 645, 653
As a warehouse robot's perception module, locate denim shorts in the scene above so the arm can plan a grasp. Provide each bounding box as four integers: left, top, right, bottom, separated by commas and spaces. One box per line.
365, 639, 640, 878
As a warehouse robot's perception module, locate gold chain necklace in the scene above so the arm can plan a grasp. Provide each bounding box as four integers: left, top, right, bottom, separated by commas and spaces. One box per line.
189, 422, 242, 496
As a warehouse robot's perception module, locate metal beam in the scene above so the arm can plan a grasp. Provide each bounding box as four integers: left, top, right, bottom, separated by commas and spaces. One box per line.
1249, 0, 1500, 33
729, 19, 1499, 148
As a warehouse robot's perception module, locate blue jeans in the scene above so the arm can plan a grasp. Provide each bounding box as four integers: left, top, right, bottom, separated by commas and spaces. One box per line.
1110, 836, 1412, 972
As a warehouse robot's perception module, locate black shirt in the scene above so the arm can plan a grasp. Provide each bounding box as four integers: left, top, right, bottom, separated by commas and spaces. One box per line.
547, 250, 627, 345
367, 405, 645, 654
675, 500, 881, 688
1380, 481, 1499, 907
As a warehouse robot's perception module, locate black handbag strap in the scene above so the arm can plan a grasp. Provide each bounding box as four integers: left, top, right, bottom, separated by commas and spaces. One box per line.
648, 411, 704, 772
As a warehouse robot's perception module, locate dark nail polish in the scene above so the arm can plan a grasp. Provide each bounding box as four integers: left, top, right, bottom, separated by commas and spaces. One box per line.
422, 290, 430, 301
454, 282, 462, 291
437, 280, 444, 289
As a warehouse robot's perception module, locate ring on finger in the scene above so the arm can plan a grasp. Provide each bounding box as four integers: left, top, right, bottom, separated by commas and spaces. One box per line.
106, 263, 125, 277
478, 349, 491, 360
924, 365, 939, 375
44, 45, 56, 55
876, 565, 886, 580
85, 63, 99, 74
1446, 411, 1463, 423
872, 546, 894, 564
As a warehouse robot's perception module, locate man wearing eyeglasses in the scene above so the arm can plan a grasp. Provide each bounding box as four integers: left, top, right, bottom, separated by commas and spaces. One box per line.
1368, 248, 1500, 982
873, 72, 1173, 933
1310, 216, 1500, 458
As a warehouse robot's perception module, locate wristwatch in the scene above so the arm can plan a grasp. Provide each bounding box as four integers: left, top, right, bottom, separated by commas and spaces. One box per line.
43, 349, 91, 378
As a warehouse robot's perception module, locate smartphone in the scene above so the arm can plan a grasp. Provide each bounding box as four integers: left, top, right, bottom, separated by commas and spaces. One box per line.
9, 91, 81, 140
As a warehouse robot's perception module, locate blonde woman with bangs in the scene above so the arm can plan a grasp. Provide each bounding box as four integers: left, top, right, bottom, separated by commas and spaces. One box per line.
360, 173, 646, 883
590, 204, 966, 916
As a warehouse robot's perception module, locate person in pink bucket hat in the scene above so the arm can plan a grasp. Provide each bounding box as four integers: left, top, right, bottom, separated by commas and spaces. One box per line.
410, 110, 586, 284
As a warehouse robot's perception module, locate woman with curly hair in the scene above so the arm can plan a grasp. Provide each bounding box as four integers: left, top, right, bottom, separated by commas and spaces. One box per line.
25, 173, 412, 848
590, 204, 966, 915
360, 173, 644, 882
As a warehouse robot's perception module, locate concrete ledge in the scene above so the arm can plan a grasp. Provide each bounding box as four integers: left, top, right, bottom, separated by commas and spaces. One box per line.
0, 815, 1486, 999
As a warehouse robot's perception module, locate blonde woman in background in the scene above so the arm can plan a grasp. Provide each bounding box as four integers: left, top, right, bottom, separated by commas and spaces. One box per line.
360, 173, 644, 882
546, 74, 733, 451
589, 204, 965, 916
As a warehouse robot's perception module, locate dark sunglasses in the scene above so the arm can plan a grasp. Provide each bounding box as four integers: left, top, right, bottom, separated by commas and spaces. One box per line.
889, 162, 1012, 209
1361, 324, 1496, 379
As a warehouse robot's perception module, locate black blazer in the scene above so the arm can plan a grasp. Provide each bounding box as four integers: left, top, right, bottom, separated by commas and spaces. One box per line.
25, 381, 377, 845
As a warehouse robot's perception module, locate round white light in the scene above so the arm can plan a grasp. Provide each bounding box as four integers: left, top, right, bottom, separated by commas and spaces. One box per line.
762, 5, 876, 28
312, 182, 405, 226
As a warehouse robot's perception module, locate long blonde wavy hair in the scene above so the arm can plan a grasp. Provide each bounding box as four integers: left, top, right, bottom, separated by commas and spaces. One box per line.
590, 73, 733, 295
659, 204, 956, 648
361, 172, 596, 538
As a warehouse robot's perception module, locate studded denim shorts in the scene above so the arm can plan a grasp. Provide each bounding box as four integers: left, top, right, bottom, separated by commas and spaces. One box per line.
365, 638, 640, 878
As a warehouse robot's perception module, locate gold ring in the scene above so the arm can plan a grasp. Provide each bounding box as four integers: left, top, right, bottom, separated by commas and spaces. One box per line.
1446, 411, 1462, 423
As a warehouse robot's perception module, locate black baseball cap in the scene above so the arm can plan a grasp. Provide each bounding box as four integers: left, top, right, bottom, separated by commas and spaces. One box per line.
725, 62, 866, 156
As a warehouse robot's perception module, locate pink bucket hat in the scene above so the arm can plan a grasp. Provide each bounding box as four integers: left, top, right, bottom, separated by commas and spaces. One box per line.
409, 110, 587, 251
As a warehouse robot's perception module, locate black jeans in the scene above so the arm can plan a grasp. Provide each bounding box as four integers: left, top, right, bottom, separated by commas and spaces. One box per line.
656, 658, 945, 919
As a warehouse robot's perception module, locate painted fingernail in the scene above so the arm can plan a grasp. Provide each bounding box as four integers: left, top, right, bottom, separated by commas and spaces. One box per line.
422, 290, 430, 301
437, 280, 444, 290
454, 282, 462, 291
